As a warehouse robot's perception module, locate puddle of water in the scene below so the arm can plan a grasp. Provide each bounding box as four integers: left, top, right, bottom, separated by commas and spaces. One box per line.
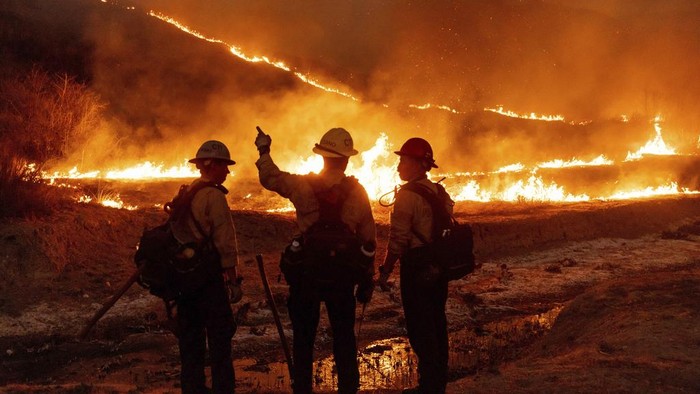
236, 306, 563, 391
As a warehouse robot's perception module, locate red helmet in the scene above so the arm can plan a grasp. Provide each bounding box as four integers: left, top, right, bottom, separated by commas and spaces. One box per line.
394, 138, 438, 168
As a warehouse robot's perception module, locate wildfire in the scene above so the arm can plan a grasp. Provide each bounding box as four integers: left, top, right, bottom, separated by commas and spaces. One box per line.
448, 176, 589, 202
536, 155, 613, 169
40, 160, 199, 210
495, 163, 525, 173
77, 194, 138, 210
484, 105, 566, 122
55, 5, 700, 206
408, 103, 462, 114
500, 175, 590, 202
44, 160, 200, 180
604, 183, 698, 200
625, 115, 677, 160
280, 135, 697, 204
148, 11, 359, 102
39, 135, 699, 209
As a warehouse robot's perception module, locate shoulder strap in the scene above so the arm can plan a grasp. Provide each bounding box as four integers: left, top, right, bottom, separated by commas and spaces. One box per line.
167, 181, 227, 239
400, 181, 454, 243
309, 175, 357, 224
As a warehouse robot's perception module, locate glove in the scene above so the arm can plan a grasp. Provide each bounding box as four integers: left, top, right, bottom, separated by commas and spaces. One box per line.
226, 276, 243, 304
255, 126, 272, 154
356, 279, 374, 304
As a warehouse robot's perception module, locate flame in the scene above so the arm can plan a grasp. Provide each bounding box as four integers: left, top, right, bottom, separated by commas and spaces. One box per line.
148, 11, 359, 101
44, 160, 200, 180
228, 46, 291, 71
451, 180, 491, 202
265, 202, 296, 213
38, 142, 700, 209
500, 176, 590, 202
625, 115, 677, 160
536, 155, 613, 169
484, 105, 565, 122
495, 163, 525, 173
604, 182, 698, 200
77, 194, 138, 210
408, 103, 462, 114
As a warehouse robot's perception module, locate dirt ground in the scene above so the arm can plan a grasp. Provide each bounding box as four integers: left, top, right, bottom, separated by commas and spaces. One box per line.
1, 194, 700, 393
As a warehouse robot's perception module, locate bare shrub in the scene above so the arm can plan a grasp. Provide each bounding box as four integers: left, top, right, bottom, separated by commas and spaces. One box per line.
0, 67, 105, 217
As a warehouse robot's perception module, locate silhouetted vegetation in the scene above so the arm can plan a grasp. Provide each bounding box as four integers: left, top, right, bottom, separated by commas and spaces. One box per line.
0, 67, 104, 217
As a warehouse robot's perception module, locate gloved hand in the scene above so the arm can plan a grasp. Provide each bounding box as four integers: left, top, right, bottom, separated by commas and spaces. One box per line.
226, 276, 243, 304
255, 126, 272, 154
356, 279, 374, 304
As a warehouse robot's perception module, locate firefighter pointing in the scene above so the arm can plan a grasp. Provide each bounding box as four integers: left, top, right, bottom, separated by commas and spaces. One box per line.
255, 126, 376, 394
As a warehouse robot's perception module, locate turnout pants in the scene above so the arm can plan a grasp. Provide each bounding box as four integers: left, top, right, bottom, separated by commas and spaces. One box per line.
177, 276, 237, 394
288, 282, 359, 394
401, 254, 449, 394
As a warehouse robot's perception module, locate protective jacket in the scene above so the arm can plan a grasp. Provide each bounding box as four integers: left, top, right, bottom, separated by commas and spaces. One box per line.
256, 153, 375, 245
170, 178, 240, 270
388, 177, 454, 256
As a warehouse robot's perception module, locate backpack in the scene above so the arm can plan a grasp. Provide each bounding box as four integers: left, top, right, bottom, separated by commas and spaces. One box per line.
300, 176, 364, 285
134, 182, 224, 301
401, 181, 476, 281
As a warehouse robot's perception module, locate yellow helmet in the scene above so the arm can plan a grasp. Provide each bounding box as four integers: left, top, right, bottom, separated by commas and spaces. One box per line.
188, 140, 236, 165
312, 128, 359, 158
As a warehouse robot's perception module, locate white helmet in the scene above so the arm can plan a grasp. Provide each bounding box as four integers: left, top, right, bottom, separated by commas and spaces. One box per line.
188, 140, 236, 165
312, 128, 358, 158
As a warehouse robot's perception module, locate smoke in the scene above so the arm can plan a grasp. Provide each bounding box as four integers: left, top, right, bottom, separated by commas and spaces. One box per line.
14, 0, 699, 182
122, 1, 700, 169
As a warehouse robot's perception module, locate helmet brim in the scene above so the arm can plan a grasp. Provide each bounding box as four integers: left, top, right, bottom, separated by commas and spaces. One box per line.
188, 158, 236, 165
313, 144, 358, 158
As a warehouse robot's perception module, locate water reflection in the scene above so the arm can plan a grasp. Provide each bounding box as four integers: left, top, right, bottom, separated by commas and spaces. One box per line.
236, 306, 563, 392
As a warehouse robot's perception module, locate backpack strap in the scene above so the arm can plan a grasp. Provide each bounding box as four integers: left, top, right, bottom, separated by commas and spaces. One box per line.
307, 175, 359, 227
400, 181, 453, 244
166, 181, 227, 240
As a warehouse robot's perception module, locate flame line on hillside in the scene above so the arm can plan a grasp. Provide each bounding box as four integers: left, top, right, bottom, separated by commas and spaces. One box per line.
146, 10, 607, 123
148, 11, 359, 101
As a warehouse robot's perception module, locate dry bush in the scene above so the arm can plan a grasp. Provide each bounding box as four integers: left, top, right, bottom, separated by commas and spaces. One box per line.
0, 67, 105, 217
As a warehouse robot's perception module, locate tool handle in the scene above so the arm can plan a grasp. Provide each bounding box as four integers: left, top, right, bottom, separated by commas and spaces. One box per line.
78, 265, 143, 340
256, 254, 294, 379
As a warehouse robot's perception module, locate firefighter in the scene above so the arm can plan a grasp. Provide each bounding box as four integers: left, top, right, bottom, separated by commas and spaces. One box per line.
254, 127, 376, 394
170, 140, 243, 394
378, 138, 454, 394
